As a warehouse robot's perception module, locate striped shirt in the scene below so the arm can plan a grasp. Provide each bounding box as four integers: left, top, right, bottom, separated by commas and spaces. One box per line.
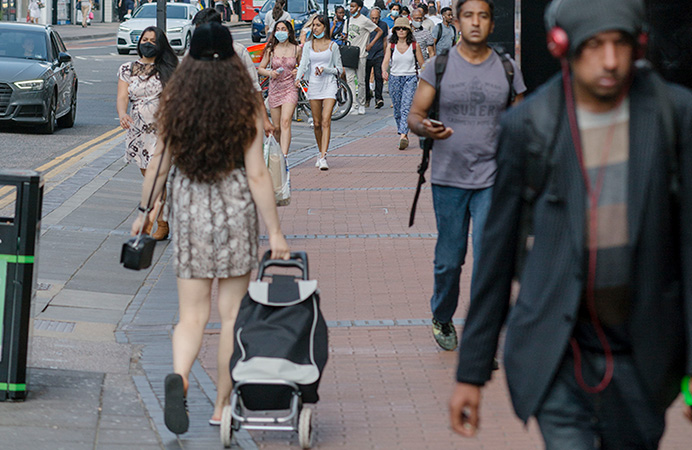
573, 99, 632, 352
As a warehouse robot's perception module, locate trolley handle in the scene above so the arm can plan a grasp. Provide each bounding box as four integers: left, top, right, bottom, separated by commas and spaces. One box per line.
257, 250, 309, 280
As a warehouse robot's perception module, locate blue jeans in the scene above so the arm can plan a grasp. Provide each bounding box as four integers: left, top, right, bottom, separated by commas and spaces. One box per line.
430, 184, 493, 323
536, 351, 665, 450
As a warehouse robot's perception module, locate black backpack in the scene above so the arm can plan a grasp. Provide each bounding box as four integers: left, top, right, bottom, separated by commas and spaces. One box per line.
409, 47, 517, 226
433, 23, 456, 45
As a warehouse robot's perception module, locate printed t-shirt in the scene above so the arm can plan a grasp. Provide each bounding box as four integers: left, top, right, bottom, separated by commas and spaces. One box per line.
348, 13, 378, 58
419, 48, 526, 189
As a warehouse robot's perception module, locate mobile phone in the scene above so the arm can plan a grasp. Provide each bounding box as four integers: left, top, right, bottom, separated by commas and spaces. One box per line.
276, 68, 285, 73
428, 119, 444, 127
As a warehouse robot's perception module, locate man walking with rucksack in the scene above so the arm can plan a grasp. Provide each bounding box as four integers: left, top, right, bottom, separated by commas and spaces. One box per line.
433, 7, 456, 53
407, 0, 525, 351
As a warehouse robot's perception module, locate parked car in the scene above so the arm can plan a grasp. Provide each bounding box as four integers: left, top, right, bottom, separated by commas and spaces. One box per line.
0, 23, 77, 134
251, 0, 320, 43
117, 3, 200, 55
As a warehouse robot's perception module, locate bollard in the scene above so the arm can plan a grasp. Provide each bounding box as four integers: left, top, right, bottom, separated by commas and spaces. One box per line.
0, 169, 43, 401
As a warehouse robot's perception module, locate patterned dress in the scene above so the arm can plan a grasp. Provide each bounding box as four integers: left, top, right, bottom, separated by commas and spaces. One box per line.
118, 61, 162, 169
169, 166, 259, 279
268, 50, 298, 109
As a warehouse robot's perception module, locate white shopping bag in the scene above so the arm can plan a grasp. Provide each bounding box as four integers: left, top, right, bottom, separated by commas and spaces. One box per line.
263, 136, 291, 206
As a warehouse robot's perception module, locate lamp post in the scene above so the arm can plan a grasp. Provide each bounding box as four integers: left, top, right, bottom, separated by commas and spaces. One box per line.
157, 0, 166, 31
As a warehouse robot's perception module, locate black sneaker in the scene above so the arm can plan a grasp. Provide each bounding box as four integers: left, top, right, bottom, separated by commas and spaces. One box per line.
432, 319, 458, 351
375, 99, 384, 109
164, 373, 189, 434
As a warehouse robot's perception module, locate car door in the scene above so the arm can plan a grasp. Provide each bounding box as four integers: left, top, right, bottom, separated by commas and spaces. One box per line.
54, 31, 75, 101
49, 31, 69, 114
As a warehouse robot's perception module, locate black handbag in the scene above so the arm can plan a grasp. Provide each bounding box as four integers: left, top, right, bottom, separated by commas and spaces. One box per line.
339, 17, 360, 69
121, 145, 166, 271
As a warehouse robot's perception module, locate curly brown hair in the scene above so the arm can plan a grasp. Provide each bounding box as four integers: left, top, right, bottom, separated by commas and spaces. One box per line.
156, 55, 259, 183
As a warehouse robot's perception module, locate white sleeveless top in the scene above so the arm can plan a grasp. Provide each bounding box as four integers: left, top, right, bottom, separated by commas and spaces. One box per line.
390, 44, 417, 77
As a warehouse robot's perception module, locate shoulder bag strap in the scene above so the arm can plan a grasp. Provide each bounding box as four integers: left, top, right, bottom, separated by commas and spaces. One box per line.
409, 49, 450, 227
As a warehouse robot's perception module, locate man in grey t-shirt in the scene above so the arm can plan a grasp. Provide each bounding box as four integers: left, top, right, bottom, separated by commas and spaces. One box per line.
408, 0, 526, 351
433, 7, 456, 53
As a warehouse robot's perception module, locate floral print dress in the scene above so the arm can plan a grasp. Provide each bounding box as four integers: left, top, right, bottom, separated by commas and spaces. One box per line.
118, 61, 162, 169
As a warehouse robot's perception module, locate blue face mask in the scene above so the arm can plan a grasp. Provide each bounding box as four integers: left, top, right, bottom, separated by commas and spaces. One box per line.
275, 31, 289, 42
314, 31, 325, 39
391, 10, 399, 17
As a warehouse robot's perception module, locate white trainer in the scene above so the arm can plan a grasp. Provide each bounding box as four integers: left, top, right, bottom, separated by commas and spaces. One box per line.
319, 158, 329, 170
315, 157, 321, 167
358, 106, 365, 115
350, 107, 359, 115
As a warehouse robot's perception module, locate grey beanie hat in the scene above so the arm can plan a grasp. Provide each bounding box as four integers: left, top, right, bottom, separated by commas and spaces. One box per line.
545, 0, 645, 55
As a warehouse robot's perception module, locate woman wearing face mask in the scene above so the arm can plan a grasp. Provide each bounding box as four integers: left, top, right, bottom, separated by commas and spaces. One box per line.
257, 21, 301, 157
295, 15, 343, 170
117, 26, 178, 240
382, 3, 400, 28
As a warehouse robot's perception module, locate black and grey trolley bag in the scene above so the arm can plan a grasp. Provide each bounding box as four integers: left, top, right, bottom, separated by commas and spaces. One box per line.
221, 251, 328, 449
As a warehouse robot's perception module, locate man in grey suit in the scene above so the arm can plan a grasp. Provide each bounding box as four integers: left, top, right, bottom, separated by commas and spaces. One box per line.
449, 0, 692, 447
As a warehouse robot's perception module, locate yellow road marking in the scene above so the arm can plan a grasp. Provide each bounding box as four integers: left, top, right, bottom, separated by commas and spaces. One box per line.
35, 126, 122, 173
0, 127, 125, 209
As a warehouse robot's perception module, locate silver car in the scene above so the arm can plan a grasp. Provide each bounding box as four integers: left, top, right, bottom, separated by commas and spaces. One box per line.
116, 3, 199, 55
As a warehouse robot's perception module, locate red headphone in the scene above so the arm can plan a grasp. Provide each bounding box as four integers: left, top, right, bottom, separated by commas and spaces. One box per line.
545, 0, 648, 60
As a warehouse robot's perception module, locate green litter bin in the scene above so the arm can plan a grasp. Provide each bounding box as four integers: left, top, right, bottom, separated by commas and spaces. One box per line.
0, 169, 43, 401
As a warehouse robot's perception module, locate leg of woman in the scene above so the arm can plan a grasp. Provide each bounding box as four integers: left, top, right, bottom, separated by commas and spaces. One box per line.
279, 103, 295, 157
399, 75, 418, 138
389, 75, 404, 136
310, 99, 324, 155
270, 106, 282, 143
211, 273, 251, 420
172, 278, 213, 384
320, 98, 336, 159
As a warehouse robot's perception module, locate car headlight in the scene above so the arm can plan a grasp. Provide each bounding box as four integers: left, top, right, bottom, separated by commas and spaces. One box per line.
167, 27, 183, 33
119, 25, 131, 32
14, 79, 44, 90
294, 19, 304, 25
253, 15, 262, 24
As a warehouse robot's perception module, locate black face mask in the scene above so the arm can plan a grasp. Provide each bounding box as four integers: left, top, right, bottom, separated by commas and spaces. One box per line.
140, 42, 159, 58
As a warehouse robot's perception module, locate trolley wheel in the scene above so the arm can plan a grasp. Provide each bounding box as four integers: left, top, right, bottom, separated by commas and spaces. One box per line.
220, 405, 233, 448
298, 407, 313, 449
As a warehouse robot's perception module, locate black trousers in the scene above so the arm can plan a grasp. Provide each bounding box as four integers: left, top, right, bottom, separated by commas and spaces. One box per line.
365, 56, 384, 102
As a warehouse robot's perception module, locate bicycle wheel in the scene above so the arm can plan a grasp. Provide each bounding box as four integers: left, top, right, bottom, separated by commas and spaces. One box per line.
331, 79, 353, 121
295, 80, 312, 122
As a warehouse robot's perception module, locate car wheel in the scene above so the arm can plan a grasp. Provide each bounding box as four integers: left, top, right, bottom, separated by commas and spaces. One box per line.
38, 93, 56, 134
57, 82, 77, 128
252, 35, 260, 43
117, 48, 130, 55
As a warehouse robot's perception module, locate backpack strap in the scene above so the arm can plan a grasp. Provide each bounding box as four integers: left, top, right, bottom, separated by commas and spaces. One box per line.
434, 23, 442, 44
492, 46, 516, 107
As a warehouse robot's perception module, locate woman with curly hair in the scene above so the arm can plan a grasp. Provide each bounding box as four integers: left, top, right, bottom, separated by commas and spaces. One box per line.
131, 22, 290, 434
382, 18, 424, 150
117, 26, 178, 240
257, 20, 301, 157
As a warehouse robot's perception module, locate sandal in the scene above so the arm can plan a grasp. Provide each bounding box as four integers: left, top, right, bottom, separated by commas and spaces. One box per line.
164, 373, 189, 434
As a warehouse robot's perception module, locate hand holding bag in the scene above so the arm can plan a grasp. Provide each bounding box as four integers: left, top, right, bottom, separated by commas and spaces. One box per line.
121, 145, 166, 270
339, 17, 360, 69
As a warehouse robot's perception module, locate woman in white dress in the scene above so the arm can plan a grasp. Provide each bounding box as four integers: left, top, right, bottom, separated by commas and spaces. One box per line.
295, 15, 343, 170
28, 0, 41, 24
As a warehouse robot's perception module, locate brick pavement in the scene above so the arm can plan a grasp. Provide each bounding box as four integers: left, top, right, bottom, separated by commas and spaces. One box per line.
198, 125, 691, 449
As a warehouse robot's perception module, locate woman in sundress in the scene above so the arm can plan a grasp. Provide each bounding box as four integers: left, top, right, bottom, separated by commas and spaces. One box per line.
131, 22, 290, 435
257, 20, 301, 157
117, 26, 178, 240
295, 15, 343, 170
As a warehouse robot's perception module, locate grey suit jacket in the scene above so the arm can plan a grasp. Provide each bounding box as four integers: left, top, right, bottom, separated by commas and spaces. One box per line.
455, 68, 692, 422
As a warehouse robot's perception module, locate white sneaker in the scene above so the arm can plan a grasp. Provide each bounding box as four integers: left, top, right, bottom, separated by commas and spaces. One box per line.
319, 158, 329, 170
358, 106, 365, 115
315, 157, 321, 167
350, 107, 359, 115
